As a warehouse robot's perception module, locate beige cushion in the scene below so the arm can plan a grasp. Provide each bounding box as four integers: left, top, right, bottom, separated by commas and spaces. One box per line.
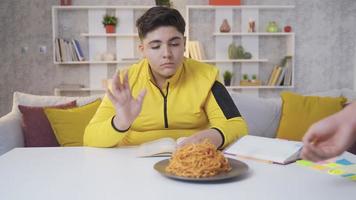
11, 92, 103, 116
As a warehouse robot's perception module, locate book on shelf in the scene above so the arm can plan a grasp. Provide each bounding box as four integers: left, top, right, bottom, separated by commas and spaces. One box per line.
224, 135, 303, 165
276, 66, 287, 86
188, 40, 205, 61
267, 65, 278, 85
72, 39, 85, 61
136, 137, 186, 157
55, 38, 85, 62
283, 59, 293, 86
270, 66, 282, 86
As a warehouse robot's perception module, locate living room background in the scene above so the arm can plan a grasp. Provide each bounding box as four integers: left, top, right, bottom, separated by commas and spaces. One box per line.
0, 0, 355, 117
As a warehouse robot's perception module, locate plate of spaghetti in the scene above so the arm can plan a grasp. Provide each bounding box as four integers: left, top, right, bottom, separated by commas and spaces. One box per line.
154, 139, 249, 182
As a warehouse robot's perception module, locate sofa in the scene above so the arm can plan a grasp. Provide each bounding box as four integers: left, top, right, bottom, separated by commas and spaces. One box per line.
0, 89, 355, 156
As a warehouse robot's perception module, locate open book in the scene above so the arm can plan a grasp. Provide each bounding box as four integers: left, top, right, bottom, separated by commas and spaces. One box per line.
136, 137, 186, 157
224, 135, 303, 164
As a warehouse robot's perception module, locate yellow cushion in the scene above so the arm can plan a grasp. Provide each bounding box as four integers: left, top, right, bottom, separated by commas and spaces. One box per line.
276, 92, 347, 141
44, 99, 101, 146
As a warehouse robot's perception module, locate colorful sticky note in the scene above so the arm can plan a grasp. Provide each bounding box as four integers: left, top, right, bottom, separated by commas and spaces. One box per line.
336, 159, 353, 166
296, 160, 314, 167
328, 169, 345, 175
341, 173, 355, 177
312, 165, 328, 171
349, 175, 356, 181
324, 163, 342, 168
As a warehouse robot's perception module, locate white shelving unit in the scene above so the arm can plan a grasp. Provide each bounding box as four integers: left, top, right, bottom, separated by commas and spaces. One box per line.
186, 5, 295, 95
80, 33, 139, 37
52, 5, 151, 96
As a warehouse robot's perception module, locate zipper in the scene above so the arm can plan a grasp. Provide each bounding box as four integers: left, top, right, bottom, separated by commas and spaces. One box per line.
151, 81, 169, 128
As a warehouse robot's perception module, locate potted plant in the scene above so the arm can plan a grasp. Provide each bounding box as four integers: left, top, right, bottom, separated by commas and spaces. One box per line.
155, 0, 171, 7
102, 15, 118, 33
223, 71, 233, 86
242, 74, 249, 81
251, 74, 257, 82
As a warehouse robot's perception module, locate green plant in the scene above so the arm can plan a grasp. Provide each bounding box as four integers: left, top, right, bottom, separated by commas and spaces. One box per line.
242, 74, 249, 80
102, 15, 118, 26
155, 0, 171, 7
223, 70, 233, 86
252, 74, 257, 80
223, 71, 233, 80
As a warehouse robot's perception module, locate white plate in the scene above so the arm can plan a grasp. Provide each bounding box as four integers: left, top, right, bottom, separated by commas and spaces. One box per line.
154, 158, 249, 182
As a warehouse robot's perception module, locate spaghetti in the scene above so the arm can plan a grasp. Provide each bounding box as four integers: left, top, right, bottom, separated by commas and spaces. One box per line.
166, 139, 231, 178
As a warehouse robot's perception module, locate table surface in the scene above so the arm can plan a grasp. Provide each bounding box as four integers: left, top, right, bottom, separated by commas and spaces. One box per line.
0, 147, 355, 200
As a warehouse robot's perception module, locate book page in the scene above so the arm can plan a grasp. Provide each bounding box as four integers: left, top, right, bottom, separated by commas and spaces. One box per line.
225, 135, 303, 164
136, 138, 177, 157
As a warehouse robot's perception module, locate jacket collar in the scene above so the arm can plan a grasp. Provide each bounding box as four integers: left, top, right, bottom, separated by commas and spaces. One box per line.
144, 57, 186, 88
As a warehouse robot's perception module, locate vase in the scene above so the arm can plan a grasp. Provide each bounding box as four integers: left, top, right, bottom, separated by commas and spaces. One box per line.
266, 21, 279, 33
220, 19, 231, 33
224, 79, 231, 86
60, 0, 72, 6
105, 25, 116, 33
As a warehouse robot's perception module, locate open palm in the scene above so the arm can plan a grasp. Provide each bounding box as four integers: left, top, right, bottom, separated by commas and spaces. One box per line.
107, 71, 146, 129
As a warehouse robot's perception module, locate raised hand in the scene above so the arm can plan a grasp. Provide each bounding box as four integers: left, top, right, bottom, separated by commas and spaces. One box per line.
107, 71, 146, 131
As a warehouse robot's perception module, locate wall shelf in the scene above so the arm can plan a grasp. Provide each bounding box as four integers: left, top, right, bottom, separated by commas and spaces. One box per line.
213, 32, 295, 36
202, 59, 268, 63
81, 33, 139, 37
227, 85, 294, 89
52, 5, 153, 10
187, 5, 295, 10
54, 60, 140, 65
186, 5, 295, 93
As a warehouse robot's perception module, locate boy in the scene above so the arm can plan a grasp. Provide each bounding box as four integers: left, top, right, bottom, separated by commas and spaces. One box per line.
84, 6, 247, 149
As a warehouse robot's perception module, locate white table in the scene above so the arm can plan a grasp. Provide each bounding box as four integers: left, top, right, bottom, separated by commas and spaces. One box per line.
0, 147, 355, 200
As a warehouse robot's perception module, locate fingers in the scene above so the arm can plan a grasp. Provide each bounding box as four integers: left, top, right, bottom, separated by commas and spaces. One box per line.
106, 88, 116, 104
123, 71, 130, 91
112, 71, 122, 96
301, 145, 324, 162
111, 70, 132, 98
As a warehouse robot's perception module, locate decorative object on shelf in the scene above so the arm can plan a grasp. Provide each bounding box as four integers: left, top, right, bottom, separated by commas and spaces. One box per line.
251, 74, 257, 81
284, 25, 292, 32
93, 53, 116, 61
266, 21, 279, 33
242, 74, 249, 81
102, 14, 118, 34
60, 0, 72, 6
94, 53, 103, 61
103, 53, 116, 61
223, 70, 233, 86
228, 43, 238, 59
155, 0, 171, 7
228, 43, 252, 59
243, 52, 252, 59
240, 74, 261, 86
209, 0, 241, 5
248, 19, 256, 32
220, 19, 231, 33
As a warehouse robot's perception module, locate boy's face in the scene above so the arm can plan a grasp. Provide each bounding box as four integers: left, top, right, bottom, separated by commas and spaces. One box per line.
139, 26, 185, 83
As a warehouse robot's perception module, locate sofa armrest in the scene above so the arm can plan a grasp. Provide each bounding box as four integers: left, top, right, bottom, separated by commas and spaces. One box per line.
0, 113, 24, 156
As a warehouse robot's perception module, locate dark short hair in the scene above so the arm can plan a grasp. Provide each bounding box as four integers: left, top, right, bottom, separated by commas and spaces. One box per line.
136, 6, 185, 40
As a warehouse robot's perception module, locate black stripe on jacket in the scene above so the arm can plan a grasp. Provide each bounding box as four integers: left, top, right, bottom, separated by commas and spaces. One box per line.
211, 81, 241, 119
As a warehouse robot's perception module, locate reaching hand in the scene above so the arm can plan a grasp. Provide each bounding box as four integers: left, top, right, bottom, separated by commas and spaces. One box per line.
301, 103, 356, 162
107, 71, 146, 130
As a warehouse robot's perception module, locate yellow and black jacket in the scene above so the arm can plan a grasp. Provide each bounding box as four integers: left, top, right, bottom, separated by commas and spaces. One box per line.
84, 58, 247, 148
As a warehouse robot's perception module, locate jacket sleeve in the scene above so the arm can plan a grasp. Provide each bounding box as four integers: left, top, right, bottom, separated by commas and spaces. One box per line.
83, 95, 128, 147
204, 81, 248, 148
